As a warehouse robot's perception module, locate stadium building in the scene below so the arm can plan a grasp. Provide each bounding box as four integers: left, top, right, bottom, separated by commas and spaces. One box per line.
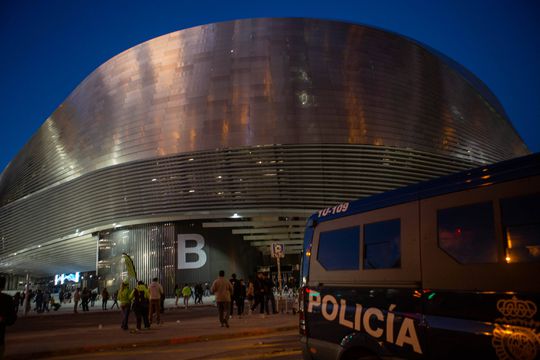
0, 18, 528, 293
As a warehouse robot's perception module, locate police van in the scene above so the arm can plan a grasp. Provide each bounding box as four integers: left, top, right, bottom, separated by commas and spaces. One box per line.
299, 153, 540, 359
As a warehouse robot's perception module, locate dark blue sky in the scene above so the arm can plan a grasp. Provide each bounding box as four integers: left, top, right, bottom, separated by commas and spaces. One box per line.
1, 0, 539, 171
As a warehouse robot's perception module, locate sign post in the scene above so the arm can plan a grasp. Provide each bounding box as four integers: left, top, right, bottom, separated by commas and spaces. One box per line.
271, 243, 285, 312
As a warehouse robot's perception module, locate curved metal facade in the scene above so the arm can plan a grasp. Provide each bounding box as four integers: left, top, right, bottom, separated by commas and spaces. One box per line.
0, 18, 529, 275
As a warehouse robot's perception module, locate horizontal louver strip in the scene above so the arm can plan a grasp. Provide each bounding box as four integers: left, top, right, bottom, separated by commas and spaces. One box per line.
1, 144, 478, 274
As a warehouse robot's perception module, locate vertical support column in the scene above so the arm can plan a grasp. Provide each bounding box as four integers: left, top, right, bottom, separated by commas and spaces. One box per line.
23, 273, 30, 317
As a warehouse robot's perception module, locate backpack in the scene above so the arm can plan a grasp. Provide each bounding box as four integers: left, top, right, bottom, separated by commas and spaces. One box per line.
133, 288, 148, 306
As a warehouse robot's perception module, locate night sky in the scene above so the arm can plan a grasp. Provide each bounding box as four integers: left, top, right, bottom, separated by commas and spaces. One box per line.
1, 0, 539, 172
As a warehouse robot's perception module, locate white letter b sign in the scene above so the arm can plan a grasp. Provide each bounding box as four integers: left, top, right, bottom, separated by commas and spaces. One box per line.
177, 234, 207, 269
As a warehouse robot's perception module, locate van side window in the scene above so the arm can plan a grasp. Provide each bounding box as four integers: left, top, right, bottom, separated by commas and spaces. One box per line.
437, 202, 497, 263
363, 219, 401, 269
317, 227, 360, 270
501, 193, 540, 263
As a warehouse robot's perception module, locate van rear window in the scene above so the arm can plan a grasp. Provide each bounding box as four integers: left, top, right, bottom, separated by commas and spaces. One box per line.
317, 227, 360, 270
501, 193, 540, 263
437, 202, 497, 264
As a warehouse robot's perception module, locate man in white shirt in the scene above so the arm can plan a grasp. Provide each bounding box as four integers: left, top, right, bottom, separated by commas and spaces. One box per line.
148, 277, 163, 324
211, 270, 233, 328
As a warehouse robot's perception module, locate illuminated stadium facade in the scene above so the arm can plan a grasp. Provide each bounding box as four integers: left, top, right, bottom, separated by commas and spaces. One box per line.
0, 18, 529, 292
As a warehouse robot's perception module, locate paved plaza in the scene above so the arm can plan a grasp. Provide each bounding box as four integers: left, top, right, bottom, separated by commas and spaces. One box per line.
5, 296, 298, 359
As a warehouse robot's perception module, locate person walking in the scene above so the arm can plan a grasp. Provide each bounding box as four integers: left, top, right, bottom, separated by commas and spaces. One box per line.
194, 283, 203, 304
263, 273, 277, 314
22, 288, 31, 316
211, 270, 233, 328
42, 290, 50, 313
90, 290, 97, 307
118, 280, 133, 330
250, 272, 266, 314
73, 288, 81, 314
12, 292, 20, 314
81, 287, 90, 312
182, 284, 192, 309
101, 288, 110, 310
160, 290, 166, 314
246, 278, 255, 314
237, 279, 246, 317
110, 290, 119, 310
229, 273, 239, 316
34, 290, 43, 313
148, 277, 163, 325
0, 277, 17, 358
174, 284, 180, 307
131, 281, 150, 331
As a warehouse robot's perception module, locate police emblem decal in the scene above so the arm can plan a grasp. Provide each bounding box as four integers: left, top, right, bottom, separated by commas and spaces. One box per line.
492, 296, 540, 360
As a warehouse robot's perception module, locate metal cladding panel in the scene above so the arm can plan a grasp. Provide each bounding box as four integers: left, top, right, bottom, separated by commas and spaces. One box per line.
98, 223, 176, 296
1, 144, 484, 274
0, 18, 528, 206
0, 18, 531, 275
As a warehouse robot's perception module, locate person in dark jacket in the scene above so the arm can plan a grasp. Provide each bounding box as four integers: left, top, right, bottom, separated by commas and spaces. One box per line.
250, 272, 266, 314
0, 277, 17, 357
81, 287, 90, 311
131, 281, 150, 331
12, 292, 20, 313
101, 288, 110, 310
160, 291, 165, 314
90, 290, 97, 307
236, 279, 246, 316
263, 273, 277, 314
110, 290, 119, 309
34, 289, 44, 313
194, 283, 204, 304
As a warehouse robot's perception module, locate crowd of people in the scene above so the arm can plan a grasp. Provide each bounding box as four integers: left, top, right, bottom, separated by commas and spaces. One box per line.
174, 283, 205, 308
0, 272, 298, 357
112, 271, 297, 331
4, 271, 297, 333
209, 270, 298, 328
9, 287, 121, 315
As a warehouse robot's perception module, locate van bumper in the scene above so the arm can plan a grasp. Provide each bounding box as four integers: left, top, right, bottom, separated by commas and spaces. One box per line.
301, 336, 342, 360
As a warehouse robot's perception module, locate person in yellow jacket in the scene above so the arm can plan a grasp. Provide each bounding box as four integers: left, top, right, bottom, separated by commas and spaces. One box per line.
182, 283, 192, 309
131, 281, 150, 330
118, 280, 133, 330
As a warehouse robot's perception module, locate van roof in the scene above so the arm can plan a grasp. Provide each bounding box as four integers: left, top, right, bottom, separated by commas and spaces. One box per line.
310, 153, 540, 225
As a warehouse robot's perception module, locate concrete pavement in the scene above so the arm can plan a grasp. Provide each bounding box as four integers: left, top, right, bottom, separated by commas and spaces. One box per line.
5, 297, 299, 359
